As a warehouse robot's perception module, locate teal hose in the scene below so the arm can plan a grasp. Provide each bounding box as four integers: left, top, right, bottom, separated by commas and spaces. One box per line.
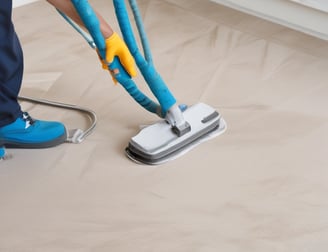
113, 0, 177, 114
69, 0, 177, 116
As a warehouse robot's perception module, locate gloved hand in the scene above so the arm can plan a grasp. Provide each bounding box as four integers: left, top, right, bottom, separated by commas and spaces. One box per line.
100, 32, 137, 83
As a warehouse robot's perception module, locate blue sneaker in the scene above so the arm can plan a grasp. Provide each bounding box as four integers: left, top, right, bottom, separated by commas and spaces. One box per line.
0, 112, 67, 148
0, 146, 5, 159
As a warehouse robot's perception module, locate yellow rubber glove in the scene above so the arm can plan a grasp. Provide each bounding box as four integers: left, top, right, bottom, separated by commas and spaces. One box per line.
101, 32, 137, 83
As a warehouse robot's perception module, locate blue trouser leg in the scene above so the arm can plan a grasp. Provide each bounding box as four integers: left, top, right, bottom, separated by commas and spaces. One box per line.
0, 0, 23, 127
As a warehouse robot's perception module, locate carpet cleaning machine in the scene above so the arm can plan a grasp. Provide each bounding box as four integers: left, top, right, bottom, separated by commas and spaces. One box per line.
0, 0, 226, 164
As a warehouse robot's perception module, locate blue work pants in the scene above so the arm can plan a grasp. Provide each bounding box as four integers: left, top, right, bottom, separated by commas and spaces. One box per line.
0, 0, 23, 127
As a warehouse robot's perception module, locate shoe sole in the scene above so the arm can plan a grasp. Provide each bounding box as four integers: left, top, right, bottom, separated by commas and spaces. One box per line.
3, 131, 67, 149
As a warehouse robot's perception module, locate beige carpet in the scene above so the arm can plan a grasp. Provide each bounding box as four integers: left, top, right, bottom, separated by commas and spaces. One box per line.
1, 0, 328, 251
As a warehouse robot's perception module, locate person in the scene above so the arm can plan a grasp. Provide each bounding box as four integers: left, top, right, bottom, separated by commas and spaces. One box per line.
0, 0, 136, 151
